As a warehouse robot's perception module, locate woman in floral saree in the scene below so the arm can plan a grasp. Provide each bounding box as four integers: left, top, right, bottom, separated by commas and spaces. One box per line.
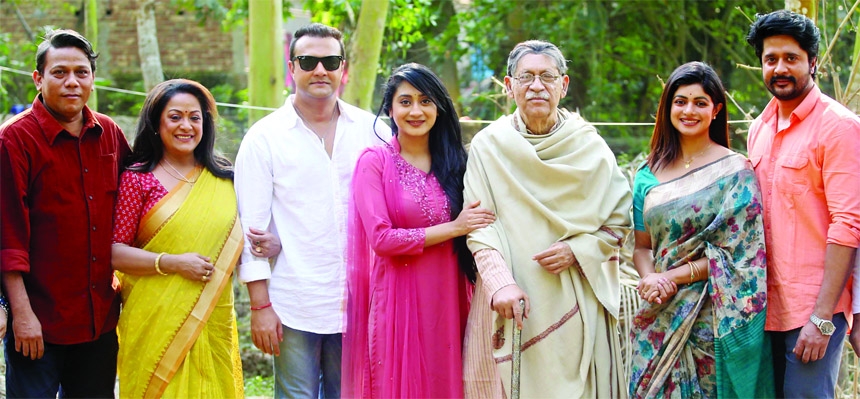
110, 80, 275, 398
628, 62, 773, 398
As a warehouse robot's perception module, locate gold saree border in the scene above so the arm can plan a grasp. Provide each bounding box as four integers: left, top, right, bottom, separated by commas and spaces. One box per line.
134, 172, 197, 248
143, 216, 243, 398
125, 168, 241, 398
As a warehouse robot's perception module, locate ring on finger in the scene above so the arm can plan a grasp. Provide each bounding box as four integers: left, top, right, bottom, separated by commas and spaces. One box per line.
255, 246, 262, 253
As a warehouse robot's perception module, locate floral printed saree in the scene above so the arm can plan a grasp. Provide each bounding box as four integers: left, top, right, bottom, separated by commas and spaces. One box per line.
629, 153, 773, 398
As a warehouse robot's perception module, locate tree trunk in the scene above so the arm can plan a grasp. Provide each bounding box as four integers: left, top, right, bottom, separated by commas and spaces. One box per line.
785, 0, 817, 21
85, 0, 98, 111
341, 0, 390, 110
136, 0, 164, 92
248, 0, 284, 124
434, 1, 462, 116
845, 26, 860, 112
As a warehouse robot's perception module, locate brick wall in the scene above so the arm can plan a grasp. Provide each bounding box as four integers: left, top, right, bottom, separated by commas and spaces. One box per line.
0, 0, 238, 78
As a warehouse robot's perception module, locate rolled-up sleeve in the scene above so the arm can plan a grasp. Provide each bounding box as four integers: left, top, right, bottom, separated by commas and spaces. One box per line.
822, 121, 860, 248
234, 129, 276, 283
0, 135, 31, 273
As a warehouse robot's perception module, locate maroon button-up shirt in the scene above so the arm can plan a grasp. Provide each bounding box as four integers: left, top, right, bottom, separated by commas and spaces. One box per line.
0, 96, 130, 345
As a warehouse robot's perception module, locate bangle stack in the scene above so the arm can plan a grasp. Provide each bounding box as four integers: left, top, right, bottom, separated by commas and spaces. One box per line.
251, 302, 273, 311
154, 252, 168, 275
688, 261, 698, 282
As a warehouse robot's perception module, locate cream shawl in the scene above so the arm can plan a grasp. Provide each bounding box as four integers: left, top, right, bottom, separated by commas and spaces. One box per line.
462, 109, 632, 398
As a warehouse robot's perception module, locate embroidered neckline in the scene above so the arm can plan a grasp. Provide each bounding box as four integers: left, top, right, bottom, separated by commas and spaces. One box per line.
388, 146, 450, 225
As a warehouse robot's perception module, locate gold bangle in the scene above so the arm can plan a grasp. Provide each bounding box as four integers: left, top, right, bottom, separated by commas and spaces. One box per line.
688, 261, 696, 282
155, 252, 168, 275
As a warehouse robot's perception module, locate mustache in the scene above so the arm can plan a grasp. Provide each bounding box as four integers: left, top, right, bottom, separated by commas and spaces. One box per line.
525, 91, 551, 100
770, 75, 797, 85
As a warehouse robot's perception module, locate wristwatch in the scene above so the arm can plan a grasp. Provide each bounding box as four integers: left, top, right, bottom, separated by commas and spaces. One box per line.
809, 314, 835, 336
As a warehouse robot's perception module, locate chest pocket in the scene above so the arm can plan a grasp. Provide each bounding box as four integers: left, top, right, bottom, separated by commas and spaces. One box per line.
775, 156, 808, 195
100, 153, 119, 194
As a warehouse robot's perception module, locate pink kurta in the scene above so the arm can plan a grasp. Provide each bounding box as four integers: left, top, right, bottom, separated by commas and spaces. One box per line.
343, 139, 470, 398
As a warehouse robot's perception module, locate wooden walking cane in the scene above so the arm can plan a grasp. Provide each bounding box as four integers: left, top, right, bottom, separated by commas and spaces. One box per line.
511, 299, 525, 399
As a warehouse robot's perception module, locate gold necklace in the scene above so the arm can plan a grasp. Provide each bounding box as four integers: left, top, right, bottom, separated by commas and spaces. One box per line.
683, 144, 711, 169
294, 102, 339, 144
161, 158, 199, 184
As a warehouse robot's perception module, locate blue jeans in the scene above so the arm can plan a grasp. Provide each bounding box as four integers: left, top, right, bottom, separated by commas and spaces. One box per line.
273, 324, 342, 399
770, 313, 848, 398
5, 328, 118, 398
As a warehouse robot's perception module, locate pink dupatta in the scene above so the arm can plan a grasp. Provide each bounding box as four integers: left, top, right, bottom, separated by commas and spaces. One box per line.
343, 139, 464, 398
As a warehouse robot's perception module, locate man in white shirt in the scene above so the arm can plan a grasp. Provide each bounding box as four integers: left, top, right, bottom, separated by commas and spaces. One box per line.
234, 23, 389, 398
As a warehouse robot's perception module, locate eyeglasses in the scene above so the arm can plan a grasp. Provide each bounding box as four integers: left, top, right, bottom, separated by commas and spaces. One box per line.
293, 55, 344, 71
513, 72, 561, 86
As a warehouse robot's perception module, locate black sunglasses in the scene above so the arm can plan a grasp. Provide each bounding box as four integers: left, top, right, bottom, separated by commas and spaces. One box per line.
293, 55, 344, 71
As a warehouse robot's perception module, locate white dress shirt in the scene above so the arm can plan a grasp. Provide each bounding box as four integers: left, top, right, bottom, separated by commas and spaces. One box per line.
234, 95, 390, 334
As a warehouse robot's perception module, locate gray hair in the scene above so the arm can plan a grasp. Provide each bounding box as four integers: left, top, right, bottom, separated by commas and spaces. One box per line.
506, 40, 567, 77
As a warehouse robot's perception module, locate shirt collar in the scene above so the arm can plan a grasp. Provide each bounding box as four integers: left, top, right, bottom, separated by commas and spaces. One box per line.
32, 94, 103, 145
761, 84, 821, 124
285, 94, 358, 130
790, 84, 821, 122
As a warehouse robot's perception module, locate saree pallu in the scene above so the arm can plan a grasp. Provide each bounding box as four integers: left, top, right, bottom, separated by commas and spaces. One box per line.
629, 154, 773, 398
117, 168, 244, 398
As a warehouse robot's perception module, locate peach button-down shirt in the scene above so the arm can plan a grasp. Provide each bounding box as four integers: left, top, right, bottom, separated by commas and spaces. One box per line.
748, 84, 860, 332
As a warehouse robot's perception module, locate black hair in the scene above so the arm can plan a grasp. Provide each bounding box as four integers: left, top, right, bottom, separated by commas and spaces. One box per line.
746, 10, 820, 77
35, 29, 98, 74
289, 23, 345, 59
648, 61, 729, 172
126, 79, 233, 179
374, 63, 476, 282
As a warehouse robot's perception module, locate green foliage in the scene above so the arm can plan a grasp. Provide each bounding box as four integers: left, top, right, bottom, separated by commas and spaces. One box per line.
0, 33, 38, 115
169, 0, 293, 30
244, 375, 275, 396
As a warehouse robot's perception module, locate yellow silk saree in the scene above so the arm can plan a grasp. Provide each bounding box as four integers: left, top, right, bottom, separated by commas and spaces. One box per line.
117, 168, 244, 398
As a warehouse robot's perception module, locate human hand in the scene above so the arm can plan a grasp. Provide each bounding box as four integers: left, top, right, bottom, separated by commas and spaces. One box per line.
13, 309, 43, 360
248, 227, 281, 258
850, 314, 860, 356
794, 321, 831, 363
453, 201, 495, 236
163, 253, 215, 283
637, 272, 677, 304
491, 285, 530, 330
251, 307, 284, 356
533, 242, 577, 274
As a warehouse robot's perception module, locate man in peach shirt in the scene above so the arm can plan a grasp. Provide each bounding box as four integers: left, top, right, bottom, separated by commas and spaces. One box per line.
746, 10, 860, 398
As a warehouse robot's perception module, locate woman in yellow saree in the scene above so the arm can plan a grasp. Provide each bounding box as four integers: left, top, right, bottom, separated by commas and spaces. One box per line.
110, 79, 276, 398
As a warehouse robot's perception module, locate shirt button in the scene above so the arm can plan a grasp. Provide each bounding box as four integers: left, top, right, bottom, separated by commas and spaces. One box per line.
92, 226, 97, 231
92, 256, 97, 261
84, 168, 89, 173
92, 285, 96, 289
88, 195, 93, 200
770, 158, 775, 162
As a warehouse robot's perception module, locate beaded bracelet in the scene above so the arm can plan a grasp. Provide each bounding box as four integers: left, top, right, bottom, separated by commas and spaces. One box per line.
251, 302, 273, 311
154, 252, 168, 275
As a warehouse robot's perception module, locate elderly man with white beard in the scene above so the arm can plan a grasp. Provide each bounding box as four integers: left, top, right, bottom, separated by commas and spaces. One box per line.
461, 40, 632, 399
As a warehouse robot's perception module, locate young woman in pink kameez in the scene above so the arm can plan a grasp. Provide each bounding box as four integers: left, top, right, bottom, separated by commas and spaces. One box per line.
343, 63, 495, 398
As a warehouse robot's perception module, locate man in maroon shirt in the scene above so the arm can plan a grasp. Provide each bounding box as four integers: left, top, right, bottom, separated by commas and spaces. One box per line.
0, 29, 130, 398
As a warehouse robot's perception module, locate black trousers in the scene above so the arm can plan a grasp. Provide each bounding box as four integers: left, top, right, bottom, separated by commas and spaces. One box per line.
5, 328, 118, 398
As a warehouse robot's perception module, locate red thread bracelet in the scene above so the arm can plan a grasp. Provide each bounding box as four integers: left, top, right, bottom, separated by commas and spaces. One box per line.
250, 302, 272, 311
